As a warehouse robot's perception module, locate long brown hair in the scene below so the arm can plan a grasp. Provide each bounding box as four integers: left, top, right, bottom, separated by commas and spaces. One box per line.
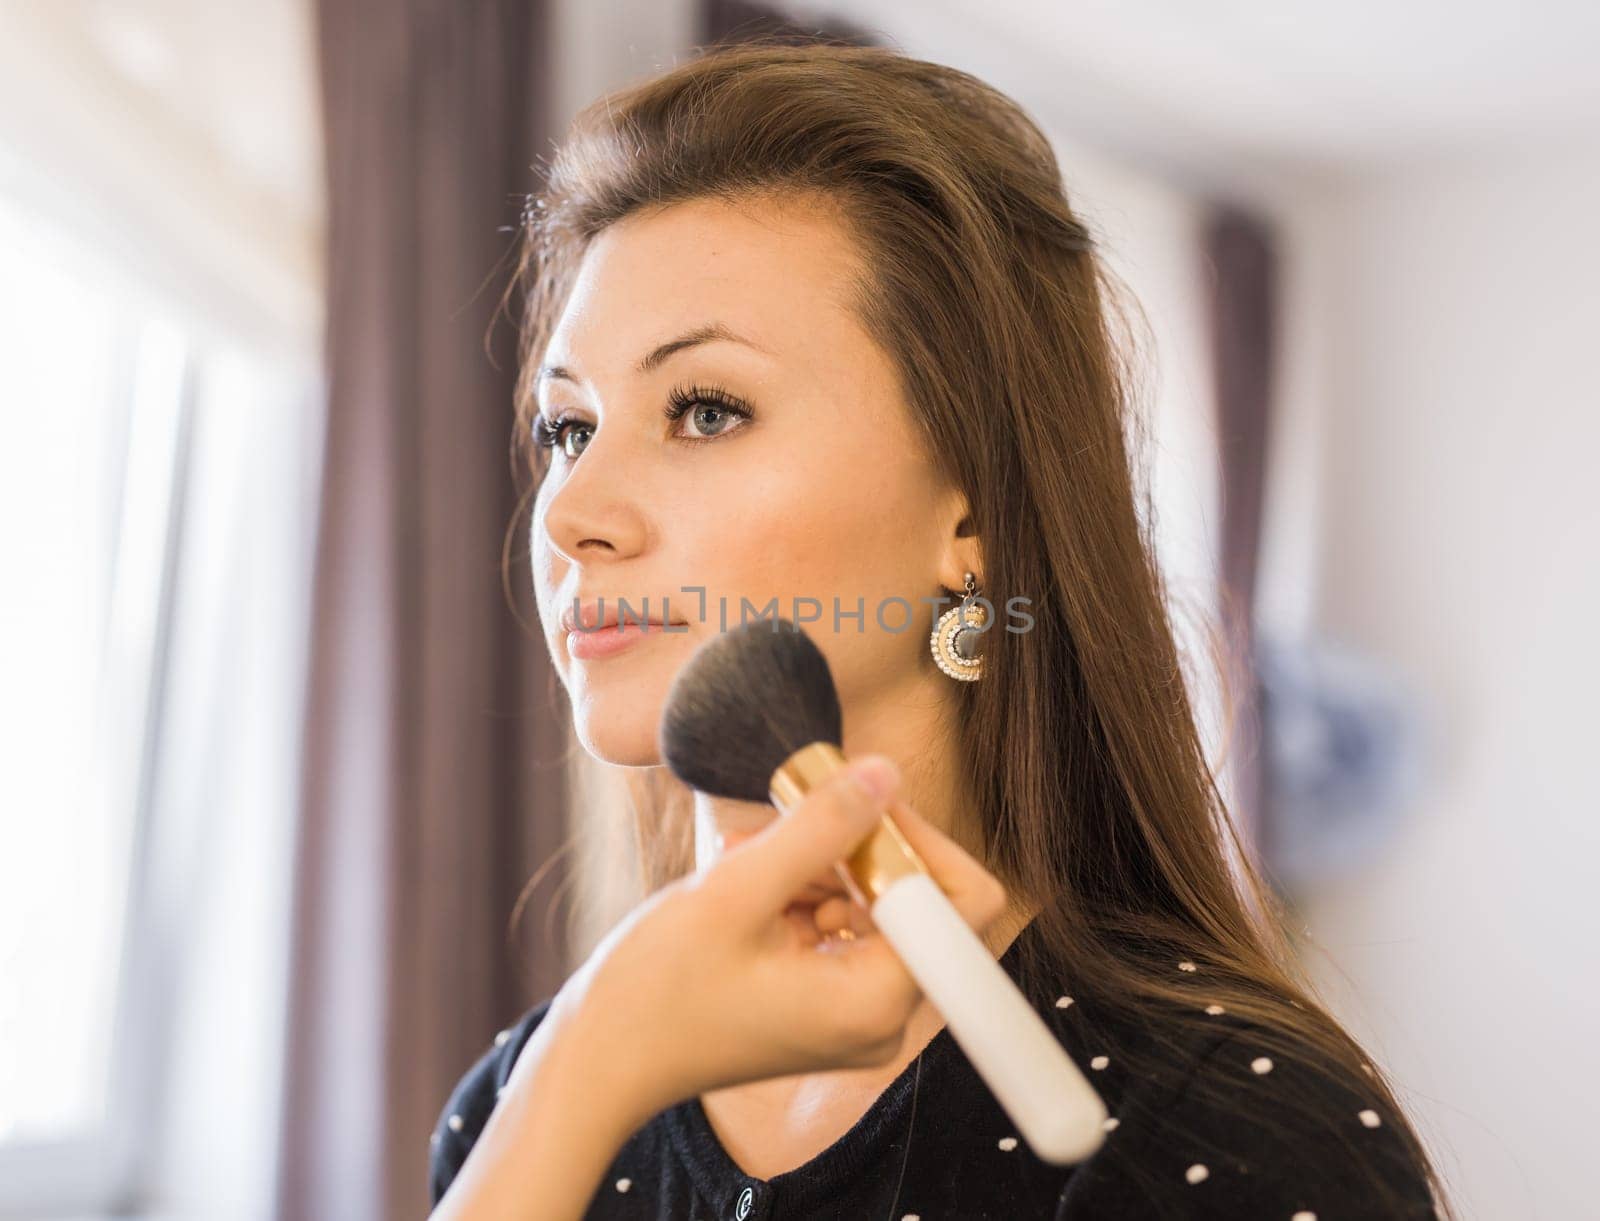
498, 36, 1453, 1217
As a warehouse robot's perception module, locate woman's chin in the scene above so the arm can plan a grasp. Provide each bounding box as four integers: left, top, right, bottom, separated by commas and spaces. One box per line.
571, 703, 666, 768
559, 633, 696, 767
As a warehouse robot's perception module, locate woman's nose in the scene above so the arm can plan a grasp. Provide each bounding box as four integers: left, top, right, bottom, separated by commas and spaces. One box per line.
538, 440, 650, 566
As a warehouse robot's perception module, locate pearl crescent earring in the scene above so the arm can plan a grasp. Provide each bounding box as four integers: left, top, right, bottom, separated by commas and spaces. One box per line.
931, 571, 987, 682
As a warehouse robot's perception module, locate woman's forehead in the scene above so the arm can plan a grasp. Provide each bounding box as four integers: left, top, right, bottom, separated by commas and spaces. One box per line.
542, 198, 878, 389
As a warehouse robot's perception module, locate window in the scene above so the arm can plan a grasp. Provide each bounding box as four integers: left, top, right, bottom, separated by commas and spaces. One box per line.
0, 149, 321, 1221
0, 190, 192, 1213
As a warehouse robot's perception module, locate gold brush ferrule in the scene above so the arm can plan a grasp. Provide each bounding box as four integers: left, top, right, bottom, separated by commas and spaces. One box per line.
769, 741, 929, 907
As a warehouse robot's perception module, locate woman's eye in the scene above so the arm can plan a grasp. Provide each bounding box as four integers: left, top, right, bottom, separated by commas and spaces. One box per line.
534, 385, 752, 460
533, 414, 592, 458
681, 403, 738, 439
558, 424, 591, 458
664, 384, 754, 443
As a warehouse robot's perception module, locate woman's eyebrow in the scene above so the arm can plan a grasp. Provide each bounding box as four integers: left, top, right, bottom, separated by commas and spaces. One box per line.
538, 321, 769, 386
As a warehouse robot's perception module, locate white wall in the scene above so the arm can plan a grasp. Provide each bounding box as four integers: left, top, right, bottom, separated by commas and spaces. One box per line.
1291, 143, 1600, 1220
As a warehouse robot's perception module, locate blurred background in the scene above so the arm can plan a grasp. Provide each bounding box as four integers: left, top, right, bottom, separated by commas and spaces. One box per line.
1, 1, 1595, 1218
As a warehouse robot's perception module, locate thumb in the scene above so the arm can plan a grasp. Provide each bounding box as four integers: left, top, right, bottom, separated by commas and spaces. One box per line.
734, 754, 900, 904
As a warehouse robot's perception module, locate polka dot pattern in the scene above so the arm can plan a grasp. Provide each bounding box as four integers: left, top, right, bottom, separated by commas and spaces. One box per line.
428, 952, 1426, 1220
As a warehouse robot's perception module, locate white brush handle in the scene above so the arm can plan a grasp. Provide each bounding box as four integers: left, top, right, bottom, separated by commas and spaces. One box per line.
867, 871, 1107, 1164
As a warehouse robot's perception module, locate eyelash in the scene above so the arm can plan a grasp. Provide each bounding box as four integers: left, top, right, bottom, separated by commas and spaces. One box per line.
531, 382, 754, 454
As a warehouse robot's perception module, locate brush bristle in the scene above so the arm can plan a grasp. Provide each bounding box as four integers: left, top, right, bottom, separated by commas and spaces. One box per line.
658, 616, 843, 803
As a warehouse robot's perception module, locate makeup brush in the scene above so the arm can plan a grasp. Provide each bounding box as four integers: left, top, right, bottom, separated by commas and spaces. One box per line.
659, 615, 1107, 1165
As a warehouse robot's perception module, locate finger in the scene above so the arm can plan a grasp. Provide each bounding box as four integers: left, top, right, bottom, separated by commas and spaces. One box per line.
729, 754, 899, 906
811, 894, 875, 939
885, 799, 1010, 931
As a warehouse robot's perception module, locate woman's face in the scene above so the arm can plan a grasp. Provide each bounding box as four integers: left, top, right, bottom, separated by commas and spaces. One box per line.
531, 194, 968, 768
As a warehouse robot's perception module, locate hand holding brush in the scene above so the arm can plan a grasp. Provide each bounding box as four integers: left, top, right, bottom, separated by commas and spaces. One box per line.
550, 751, 1016, 1113
434, 748, 1016, 1221
658, 616, 1108, 1165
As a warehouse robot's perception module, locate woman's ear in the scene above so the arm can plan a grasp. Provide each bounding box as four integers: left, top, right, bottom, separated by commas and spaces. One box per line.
935, 485, 984, 591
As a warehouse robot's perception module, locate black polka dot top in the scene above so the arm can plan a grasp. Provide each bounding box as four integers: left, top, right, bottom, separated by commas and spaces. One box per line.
429, 918, 1438, 1219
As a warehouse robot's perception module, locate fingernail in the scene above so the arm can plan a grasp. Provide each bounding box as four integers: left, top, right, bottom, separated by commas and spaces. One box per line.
846, 754, 898, 803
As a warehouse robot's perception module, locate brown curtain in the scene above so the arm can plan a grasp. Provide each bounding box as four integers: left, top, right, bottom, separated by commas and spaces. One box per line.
276, 3, 568, 1219
1202, 204, 1280, 857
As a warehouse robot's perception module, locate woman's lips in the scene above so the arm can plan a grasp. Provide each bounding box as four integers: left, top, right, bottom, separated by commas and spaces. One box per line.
565, 620, 685, 660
